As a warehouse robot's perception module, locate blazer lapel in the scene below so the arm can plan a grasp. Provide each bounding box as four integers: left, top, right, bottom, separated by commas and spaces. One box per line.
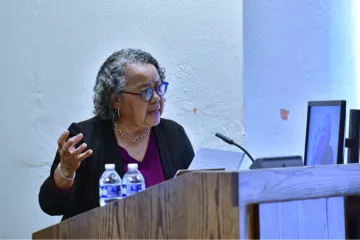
102, 120, 126, 177
153, 120, 173, 180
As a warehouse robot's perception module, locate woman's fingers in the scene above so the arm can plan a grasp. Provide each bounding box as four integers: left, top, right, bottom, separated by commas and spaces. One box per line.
62, 137, 74, 154
57, 130, 70, 150
76, 149, 93, 162
71, 134, 84, 147
58, 131, 92, 172
72, 143, 87, 156
62, 133, 84, 154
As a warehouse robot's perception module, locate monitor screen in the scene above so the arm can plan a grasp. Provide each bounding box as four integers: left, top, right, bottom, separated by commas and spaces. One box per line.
304, 101, 346, 166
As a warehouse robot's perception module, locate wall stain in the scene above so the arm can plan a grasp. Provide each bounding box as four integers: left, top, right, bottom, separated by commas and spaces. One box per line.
280, 108, 289, 120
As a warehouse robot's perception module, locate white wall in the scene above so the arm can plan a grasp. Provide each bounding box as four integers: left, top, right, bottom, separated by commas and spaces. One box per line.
0, 0, 243, 238
355, 1, 360, 93
243, 0, 358, 161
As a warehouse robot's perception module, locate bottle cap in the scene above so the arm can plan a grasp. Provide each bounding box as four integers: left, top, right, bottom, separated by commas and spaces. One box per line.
128, 163, 138, 170
105, 164, 115, 170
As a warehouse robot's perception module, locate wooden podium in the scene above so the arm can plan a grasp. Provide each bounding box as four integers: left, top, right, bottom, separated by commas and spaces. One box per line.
33, 164, 360, 239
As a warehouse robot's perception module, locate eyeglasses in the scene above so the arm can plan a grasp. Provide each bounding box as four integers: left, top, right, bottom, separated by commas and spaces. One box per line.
122, 82, 169, 101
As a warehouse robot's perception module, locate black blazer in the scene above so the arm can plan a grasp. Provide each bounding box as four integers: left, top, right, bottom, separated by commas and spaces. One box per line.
38, 116, 194, 220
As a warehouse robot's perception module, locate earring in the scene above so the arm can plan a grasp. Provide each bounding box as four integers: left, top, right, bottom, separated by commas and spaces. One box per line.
117, 109, 120, 119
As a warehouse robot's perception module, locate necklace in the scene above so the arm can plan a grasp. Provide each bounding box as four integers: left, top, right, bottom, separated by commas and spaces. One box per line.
113, 121, 150, 142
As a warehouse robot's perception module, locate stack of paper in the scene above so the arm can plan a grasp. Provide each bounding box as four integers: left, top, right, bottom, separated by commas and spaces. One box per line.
188, 148, 245, 171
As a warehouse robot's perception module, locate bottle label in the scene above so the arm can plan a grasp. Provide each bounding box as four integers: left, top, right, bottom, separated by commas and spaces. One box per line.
124, 183, 145, 196
99, 185, 121, 198
121, 184, 127, 197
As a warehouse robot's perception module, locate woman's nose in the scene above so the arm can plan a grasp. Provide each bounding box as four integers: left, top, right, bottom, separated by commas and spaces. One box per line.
151, 89, 161, 102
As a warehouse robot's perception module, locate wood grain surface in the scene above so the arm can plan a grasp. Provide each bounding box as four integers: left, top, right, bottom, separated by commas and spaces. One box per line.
257, 197, 346, 239
239, 163, 360, 205
239, 163, 360, 239
33, 171, 239, 239
33, 164, 360, 239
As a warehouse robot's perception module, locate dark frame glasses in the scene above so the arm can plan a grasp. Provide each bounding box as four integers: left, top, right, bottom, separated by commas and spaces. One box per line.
122, 82, 169, 101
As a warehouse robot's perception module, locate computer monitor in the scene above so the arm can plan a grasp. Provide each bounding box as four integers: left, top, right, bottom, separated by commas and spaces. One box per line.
304, 100, 346, 166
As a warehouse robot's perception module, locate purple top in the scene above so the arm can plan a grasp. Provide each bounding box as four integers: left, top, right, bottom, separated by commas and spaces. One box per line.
119, 131, 165, 188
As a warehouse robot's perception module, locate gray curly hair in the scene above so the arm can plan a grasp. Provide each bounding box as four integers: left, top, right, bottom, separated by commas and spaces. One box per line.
93, 48, 166, 120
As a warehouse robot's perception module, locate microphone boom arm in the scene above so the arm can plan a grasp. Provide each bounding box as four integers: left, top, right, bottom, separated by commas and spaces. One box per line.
232, 142, 255, 163
215, 133, 255, 162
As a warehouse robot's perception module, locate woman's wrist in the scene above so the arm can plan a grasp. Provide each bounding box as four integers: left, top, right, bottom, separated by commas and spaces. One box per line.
54, 164, 75, 190
58, 163, 76, 180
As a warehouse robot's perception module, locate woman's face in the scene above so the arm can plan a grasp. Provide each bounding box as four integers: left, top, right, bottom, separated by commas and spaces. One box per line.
116, 63, 165, 128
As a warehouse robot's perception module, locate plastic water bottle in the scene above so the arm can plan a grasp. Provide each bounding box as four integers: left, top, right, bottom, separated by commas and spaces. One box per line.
122, 163, 146, 198
99, 164, 122, 207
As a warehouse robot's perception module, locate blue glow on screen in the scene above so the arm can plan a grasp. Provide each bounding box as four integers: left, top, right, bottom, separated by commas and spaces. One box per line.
306, 106, 341, 166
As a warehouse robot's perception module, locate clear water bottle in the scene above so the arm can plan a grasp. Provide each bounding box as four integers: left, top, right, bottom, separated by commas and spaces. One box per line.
99, 164, 122, 207
122, 163, 146, 198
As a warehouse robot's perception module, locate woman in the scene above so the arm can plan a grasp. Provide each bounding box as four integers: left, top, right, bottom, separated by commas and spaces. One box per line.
39, 48, 195, 220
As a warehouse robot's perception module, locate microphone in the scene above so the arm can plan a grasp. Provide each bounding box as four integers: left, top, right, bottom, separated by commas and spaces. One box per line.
215, 133, 255, 162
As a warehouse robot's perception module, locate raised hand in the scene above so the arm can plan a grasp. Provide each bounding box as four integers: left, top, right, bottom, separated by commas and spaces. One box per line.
54, 130, 93, 188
